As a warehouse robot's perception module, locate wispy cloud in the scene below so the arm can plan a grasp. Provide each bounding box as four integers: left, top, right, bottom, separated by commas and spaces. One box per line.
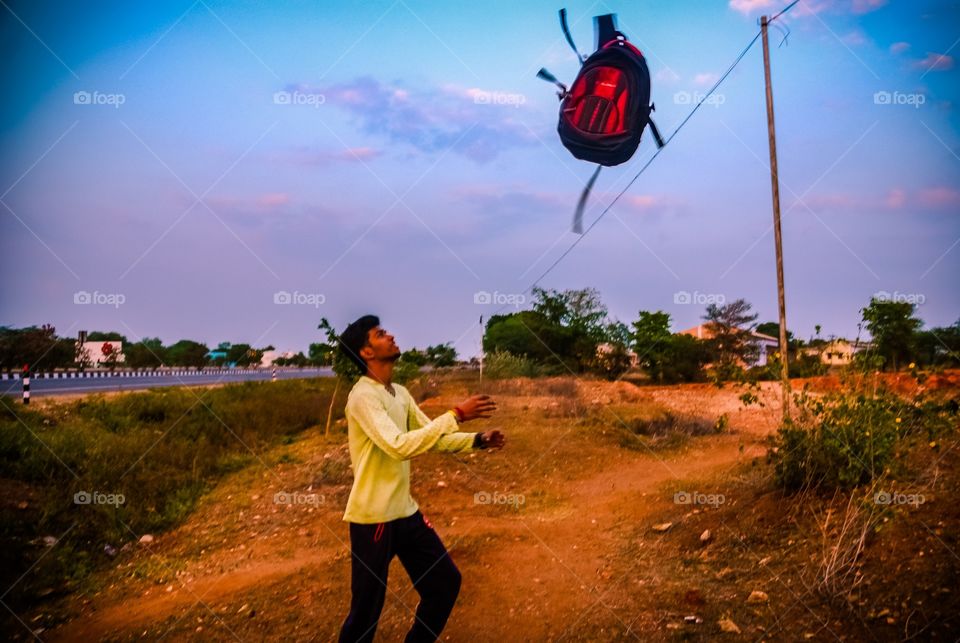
918, 186, 960, 208
284, 77, 537, 163
729, 0, 775, 15
729, 0, 880, 16
798, 187, 959, 213
851, 0, 887, 14
271, 146, 382, 166
654, 68, 681, 84
453, 184, 566, 218
842, 30, 868, 47
256, 193, 290, 208
890, 41, 911, 55
913, 52, 955, 72
885, 188, 907, 209
693, 72, 719, 86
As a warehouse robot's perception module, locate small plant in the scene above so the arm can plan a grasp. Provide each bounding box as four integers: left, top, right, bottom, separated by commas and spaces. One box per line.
715, 413, 729, 432
614, 411, 720, 451
483, 350, 542, 379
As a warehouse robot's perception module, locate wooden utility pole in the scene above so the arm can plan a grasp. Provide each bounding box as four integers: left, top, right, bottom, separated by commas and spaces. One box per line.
761, 15, 791, 421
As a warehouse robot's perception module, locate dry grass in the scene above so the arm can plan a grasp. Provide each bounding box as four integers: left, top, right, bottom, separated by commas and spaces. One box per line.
807, 485, 884, 602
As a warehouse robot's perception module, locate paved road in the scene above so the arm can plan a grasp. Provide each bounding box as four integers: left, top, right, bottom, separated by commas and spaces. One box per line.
0, 368, 333, 398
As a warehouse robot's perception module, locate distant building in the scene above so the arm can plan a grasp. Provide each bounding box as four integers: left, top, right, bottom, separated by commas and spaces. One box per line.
205, 349, 233, 366
803, 338, 873, 365
676, 323, 779, 367
77, 341, 124, 367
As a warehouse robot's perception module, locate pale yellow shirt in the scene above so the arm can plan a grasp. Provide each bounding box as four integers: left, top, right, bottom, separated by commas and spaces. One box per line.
342, 375, 477, 523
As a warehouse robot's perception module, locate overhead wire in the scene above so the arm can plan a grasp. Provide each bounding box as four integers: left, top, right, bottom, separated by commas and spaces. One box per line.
487, 0, 802, 320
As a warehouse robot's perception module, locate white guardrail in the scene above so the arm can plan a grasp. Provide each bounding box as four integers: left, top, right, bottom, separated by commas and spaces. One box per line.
0, 368, 327, 381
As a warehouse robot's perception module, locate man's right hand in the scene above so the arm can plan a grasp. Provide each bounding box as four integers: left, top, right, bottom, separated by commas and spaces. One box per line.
456, 394, 497, 421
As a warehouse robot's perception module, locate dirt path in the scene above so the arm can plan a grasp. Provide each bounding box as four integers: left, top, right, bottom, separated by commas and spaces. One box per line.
49, 380, 782, 641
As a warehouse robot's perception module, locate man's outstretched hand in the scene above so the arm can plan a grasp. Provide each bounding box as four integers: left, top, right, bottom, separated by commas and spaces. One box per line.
478, 429, 505, 450
456, 394, 497, 421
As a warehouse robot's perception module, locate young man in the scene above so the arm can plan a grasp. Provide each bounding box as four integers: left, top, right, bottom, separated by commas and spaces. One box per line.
337, 315, 505, 643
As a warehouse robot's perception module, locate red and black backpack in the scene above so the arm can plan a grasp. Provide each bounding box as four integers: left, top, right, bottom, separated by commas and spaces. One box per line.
539, 10, 664, 167
539, 11, 665, 232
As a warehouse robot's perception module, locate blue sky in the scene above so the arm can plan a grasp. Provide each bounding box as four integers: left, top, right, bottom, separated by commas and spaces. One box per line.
1, 0, 958, 357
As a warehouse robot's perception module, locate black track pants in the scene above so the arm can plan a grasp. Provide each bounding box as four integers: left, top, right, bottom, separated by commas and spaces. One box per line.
339, 511, 462, 643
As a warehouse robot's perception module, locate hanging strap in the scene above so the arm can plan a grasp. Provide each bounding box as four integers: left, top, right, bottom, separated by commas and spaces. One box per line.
559, 9, 585, 64
648, 117, 666, 149
536, 67, 568, 97
573, 165, 602, 234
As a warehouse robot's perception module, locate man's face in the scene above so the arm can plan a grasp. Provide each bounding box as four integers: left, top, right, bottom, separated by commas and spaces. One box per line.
361, 326, 401, 365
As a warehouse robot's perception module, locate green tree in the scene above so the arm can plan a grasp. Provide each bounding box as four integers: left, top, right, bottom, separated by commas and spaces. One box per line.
756, 321, 793, 345
631, 311, 709, 383
534, 287, 608, 369
308, 342, 335, 366
124, 337, 166, 368
534, 287, 607, 335
915, 319, 960, 367
703, 298, 759, 376
224, 343, 269, 367
166, 340, 210, 368
274, 352, 309, 367
87, 331, 126, 342
483, 288, 620, 375
400, 348, 429, 367
425, 343, 457, 367
861, 299, 922, 371
483, 310, 578, 372
0, 325, 74, 371
226, 344, 251, 366
631, 311, 673, 383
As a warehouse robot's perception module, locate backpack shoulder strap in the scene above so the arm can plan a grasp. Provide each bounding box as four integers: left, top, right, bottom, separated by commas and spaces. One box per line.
573, 165, 602, 234
559, 8, 585, 64
594, 14, 622, 48
648, 117, 666, 149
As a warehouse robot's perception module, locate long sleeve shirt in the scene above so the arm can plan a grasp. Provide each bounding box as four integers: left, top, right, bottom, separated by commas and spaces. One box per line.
342, 375, 477, 524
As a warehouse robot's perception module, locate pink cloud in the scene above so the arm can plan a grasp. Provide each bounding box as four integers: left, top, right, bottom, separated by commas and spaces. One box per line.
851, 0, 886, 14
693, 72, 719, 86
201, 195, 241, 209
272, 146, 383, 166
339, 147, 380, 161
729, 0, 774, 14
454, 184, 565, 214
617, 193, 684, 215
625, 195, 660, 210
918, 187, 960, 208
884, 188, 906, 209
800, 187, 958, 213
842, 30, 868, 47
800, 193, 860, 211
257, 193, 290, 209
731, 0, 878, 17
913, 52, 955, 72
889, 41, 910, 55
654, 68, 681, 84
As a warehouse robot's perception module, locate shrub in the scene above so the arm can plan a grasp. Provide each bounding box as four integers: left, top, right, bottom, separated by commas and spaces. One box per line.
483, 350, 542, 379
615, 411, 721, 451
770, 388, 957, 491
